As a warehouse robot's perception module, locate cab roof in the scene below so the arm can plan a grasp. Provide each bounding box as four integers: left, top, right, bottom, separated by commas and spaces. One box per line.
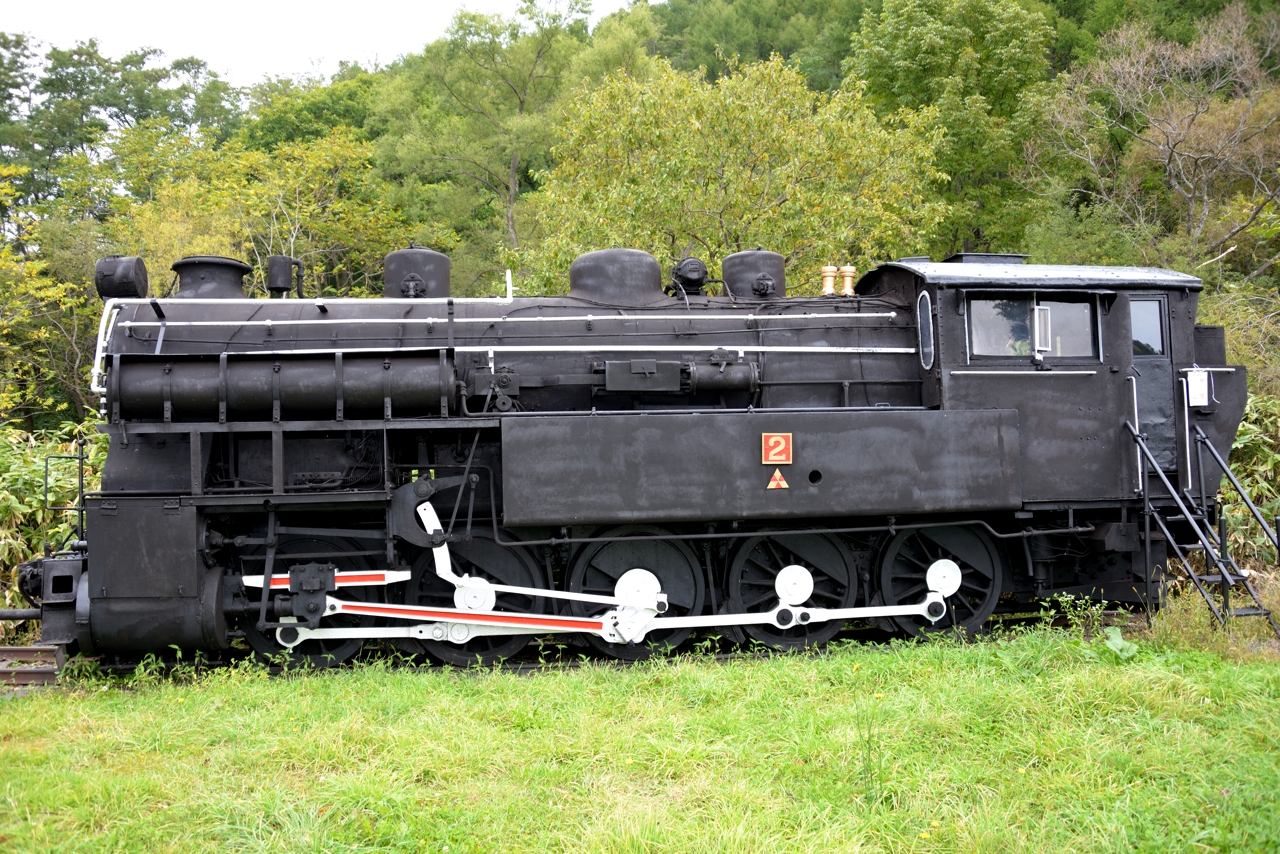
855, 260, 1202, 294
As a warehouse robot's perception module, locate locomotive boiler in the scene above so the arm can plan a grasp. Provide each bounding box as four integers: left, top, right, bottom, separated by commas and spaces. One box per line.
14, 246, 1252, 664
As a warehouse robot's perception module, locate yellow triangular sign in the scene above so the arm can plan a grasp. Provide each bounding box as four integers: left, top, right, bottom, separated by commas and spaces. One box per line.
767, 468, 789, 489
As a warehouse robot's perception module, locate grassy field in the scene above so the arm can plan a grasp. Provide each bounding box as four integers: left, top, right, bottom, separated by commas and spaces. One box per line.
1, 597, 1279, 854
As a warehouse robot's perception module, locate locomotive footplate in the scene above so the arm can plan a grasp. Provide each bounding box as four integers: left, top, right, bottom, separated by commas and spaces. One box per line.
273, 503, 960, 651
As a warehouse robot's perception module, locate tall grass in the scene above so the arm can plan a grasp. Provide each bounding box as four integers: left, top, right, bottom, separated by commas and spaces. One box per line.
1, 619, 1277, 853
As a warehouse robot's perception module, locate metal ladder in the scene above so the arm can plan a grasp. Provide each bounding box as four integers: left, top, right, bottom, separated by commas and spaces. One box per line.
1126, 422, 1280, 639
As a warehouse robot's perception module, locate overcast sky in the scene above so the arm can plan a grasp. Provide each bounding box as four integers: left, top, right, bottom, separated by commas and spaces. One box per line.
6, 0, 633, 87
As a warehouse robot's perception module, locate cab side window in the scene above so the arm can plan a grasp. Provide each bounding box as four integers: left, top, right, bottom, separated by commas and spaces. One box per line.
1131, 299, 1165, 356
970, 298, 1032, 356
1037, 300, 1095, 357
969, 294, 1097, 359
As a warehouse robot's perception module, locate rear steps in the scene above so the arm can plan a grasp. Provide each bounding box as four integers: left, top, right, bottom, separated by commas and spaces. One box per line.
1127, 423, 1280, 639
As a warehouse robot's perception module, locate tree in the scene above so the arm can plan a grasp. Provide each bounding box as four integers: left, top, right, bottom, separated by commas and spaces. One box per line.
518, 57, 944, 293
652, 0, 871, 89
374, 1, 589, 253
849, 0, 1054, 254
1045, 3, 1280, 274
238, 68, 376, 152
0, 36, 240, 214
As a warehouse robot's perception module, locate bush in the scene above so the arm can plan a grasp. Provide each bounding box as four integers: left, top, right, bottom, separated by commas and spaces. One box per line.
0, 423, 105, 642
1223, 393, 1280, 565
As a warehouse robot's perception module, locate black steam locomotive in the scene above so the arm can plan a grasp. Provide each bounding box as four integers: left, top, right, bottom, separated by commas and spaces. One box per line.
15, 246, 1247, 664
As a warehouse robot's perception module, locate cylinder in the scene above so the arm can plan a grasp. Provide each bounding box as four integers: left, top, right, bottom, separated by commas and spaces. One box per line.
95, 256, 149, 300
384, 247, 450, 299
723, 250, 785, 299
0, 609, 40, 621
114, 356, 443, 422
172, 256, 251, 300
569, 249, 664, 305
687, 362, 758, 394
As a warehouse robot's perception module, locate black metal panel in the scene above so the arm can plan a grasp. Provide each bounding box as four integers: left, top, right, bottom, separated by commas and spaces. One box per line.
101, 433, 192, 492
942, 370, 1131, 501
1135, 359, 1176, 470
87, 498, 199, 598
1193, 325, 1227, 365
604, 360, 682, 392
1192, 367, 1248, 494
501, 409, 1021, 526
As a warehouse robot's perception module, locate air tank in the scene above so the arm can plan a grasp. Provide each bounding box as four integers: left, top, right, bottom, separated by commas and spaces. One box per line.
723, 250, 785, 299
568, 249, 664, 305
384, 247, 450, 298
171, 256, 252, 300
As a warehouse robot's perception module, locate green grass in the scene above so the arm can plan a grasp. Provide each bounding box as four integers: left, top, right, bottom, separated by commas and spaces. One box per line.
1, 620, 1279, 854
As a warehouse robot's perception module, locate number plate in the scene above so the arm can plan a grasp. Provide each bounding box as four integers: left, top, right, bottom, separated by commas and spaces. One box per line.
761, 432, 793, 465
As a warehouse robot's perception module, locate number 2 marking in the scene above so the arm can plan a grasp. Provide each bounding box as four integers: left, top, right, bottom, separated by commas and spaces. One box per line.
762, 433, 793, 465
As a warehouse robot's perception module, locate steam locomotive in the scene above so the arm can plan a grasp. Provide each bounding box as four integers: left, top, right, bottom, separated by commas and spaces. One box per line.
14, 245, 1246, 664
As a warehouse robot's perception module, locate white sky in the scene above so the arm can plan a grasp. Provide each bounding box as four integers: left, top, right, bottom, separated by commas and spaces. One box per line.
5, 0, 633, 87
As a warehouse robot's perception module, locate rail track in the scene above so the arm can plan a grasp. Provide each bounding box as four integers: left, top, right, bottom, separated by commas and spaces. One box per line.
0, 646, 64, 687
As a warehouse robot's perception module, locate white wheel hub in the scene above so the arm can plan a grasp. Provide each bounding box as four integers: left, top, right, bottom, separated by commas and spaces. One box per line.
774, 564, 814, 606
454, 577, 497, 611
925, 558, 962, 598
614, 568, 663, 608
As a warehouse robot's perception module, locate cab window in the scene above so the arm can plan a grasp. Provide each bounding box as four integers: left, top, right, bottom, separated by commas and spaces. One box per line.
969, 294, 1097, 359
1131, 299, 1165, 356
970, 298, 1032, 356
1038, 300, 1095, 357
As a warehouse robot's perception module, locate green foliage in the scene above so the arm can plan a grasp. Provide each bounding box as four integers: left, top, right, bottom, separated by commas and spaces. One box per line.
1102, 625, 1139, 660
1222, 393, 1280, 563
0, 423, 104, 642
1198, 280, 1280, 398
237, 70, 377, 151
1041, 6, 1280, 274
372, 1, 590, 257
653, 0, 872, 89
1022, 200, 1154, 266
850, 0, 1055, 254
0, 36, 238, 215
519, 57, 945, 292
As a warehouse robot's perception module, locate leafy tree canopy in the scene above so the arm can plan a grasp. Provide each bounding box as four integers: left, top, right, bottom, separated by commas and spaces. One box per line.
519, 57, 945, 293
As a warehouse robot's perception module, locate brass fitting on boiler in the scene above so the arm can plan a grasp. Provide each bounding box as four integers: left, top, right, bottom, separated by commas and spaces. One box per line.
820, 266, 838, 296
839, 265, 857, 296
